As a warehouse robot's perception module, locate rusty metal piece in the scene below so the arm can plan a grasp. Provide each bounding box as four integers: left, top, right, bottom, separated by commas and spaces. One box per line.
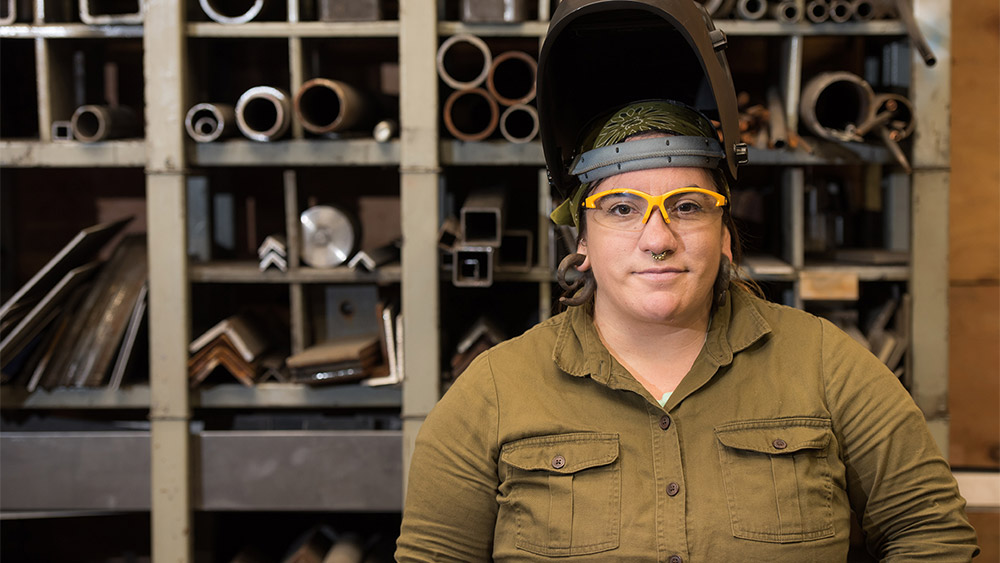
293, 78, 370, 135
184, 103, 236, 143
235, 86, 291, 142
850, 0, 876, 20
373, 118, 398, 142
829, 0, 853, 22
461, 0, 527, 23
199, 0, 265, 24
805, 0, 829, 23
71, 105, 140, 142
499, 103, 539, 144
799, 71, 875, 142
79, 0, 143, 24
486, 50, 537, 106
443, 87, 499, 142
769, 0, 801, 23
436, 33, 493, 91
735, 0, 766, 20
318, 0, 380, 21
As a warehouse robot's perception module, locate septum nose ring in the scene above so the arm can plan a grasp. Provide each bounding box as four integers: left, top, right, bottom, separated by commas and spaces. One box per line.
652, 251, 669, 261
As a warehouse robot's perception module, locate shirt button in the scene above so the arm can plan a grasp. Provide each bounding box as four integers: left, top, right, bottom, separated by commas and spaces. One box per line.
772, 438, 787, 450
669, 555, 683, 563
659, 415, 672, 430
552, 455, 566, 469
666, 482, 680, 496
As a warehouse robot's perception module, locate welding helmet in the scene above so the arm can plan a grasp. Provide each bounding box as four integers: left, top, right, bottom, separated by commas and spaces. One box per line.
537, 0, 748, 207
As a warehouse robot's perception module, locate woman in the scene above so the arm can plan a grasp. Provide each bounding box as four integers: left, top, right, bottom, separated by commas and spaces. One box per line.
397, 2, 978, 561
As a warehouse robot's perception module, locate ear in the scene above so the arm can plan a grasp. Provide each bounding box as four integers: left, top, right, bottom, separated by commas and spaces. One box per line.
721, 226, 733, 262
576, 239, 592, 271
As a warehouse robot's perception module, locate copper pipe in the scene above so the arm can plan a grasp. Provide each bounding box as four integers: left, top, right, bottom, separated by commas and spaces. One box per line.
800, 71, 875, 142
499, 103, 539, 144
184, 103, 236, 143
294, 78, 369, 135
71, 105, 140, 142
436, 33, 493, 91
486, 50, 537, 106
235, 86, 291, 142
198, 0, 264, 23
443, 88, 499, 142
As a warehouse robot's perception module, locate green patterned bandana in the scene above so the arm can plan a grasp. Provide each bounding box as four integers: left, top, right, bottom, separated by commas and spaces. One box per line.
550, 100, 729, 228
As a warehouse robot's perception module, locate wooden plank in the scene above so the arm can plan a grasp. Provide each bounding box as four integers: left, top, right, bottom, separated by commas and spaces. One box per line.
799, 270, 859, 301
967, 511, 999, 563
949, 284, 1000, 469
949, 0, 1000, 284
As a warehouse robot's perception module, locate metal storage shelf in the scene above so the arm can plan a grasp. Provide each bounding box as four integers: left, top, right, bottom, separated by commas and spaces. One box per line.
189, 262, 402, 284
0, 140, 146, 167
436, 20, 907, 38
190, 139, 400, 166
1, 383, 401, 409
186, 21, 400, 38
0, 24, 143, 38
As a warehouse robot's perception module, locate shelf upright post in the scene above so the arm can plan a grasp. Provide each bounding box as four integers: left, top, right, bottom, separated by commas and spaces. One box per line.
779, 34, 805, 309
144, 0, 193, 559
399, 0, 441, 488
288, 0, 305, 139
908, 0, 951, 454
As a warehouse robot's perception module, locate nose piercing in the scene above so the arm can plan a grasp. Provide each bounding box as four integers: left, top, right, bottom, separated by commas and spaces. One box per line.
652, 251, 669, 261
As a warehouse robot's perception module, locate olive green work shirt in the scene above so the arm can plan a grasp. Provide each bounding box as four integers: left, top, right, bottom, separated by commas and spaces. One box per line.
396, 290, 978, 562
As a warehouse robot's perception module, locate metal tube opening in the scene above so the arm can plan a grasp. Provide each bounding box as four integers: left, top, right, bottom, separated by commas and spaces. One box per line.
443, 88, 499, 142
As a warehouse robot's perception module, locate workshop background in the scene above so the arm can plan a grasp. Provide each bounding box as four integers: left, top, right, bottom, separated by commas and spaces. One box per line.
1, 0, 997, 561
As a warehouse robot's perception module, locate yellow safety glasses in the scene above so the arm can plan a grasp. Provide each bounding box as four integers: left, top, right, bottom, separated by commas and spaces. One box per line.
582, 187, 727, 231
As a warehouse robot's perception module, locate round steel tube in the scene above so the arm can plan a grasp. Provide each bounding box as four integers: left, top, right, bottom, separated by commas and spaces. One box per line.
850, 0, 876, 20
184, 102, 236, 143
486, 50, 537, 106
294, 78, 369, 135
829, 0, 853, 22
373, 119, 398, 143
198, 0, 264, 24
235, 86, 291, 142
806, 0, 830, 23
443, 88, 499, 142
735, 0, 767, 20
769, 0, 801, 23
71, 105, 140, 142
436, 33, 493, 91
870, 93, 915, 140
800, 71, 875, 142
499, 104, 539, 144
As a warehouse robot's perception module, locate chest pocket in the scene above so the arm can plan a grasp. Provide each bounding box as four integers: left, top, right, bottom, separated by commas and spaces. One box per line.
499, 433, 620, 557
715, 418, 835, 543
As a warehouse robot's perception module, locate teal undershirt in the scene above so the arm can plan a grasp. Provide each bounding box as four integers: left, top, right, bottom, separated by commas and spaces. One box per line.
657, 391, 673, 408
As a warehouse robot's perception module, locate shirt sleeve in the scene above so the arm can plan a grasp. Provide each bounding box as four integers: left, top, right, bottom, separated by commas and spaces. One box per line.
820, 319, 980, 562
396, 352, 501, 562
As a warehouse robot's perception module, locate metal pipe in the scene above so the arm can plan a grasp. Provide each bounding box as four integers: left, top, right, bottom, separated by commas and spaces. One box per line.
184, 103, 236, 143
486, 50, 537, 106
499, 103, 539, 144
1, 0, 17, 24
799, 71, 875, 142
805, 0, 830, 23
769, 0, 802, 23
293, 78, 370, 135
867, 93, 915, 140
373, 118, 398, 143
79, 0, 143, 24
71, 105, 141, 142
735, 0, 767, 20
51, 120, 74, 141
198, 0, 264, 24
850, 0, 876, 20
829, 0, 853, 22
765, 87, 788, 149
235, 86, 291, 142
443, 87, 499, 142
436, 33, 493, 91
891, 0, 936, 66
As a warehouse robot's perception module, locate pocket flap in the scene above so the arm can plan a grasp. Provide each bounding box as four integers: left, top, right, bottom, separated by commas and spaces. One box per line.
715, 418, 832, 454
501, 433, 619, 473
